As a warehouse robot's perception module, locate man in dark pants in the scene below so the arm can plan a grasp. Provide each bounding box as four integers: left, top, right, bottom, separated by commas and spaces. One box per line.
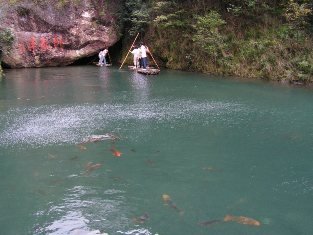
140, 43, 150, 69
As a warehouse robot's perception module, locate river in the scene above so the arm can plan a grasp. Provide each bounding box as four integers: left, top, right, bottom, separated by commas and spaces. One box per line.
0, 66, 312, 235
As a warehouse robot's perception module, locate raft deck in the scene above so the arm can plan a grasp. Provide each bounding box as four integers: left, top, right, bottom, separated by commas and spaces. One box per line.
94, 62, 112, 67
128, 66, 160, 75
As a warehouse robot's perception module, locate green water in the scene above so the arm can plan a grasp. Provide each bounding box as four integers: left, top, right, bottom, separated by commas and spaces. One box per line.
0, 66, 312, 235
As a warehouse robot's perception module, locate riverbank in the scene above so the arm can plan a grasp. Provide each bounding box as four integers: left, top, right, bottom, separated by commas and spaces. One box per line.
146, 21, 312, 84
123, 0, 313, 84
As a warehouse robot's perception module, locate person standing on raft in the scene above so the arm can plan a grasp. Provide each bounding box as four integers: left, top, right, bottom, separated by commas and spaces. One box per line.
140, 43, 150, 69
130, 46, 140, 68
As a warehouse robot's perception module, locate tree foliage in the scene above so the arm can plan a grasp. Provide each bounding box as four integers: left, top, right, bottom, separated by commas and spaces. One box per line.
0, 28, 14, 58
284, 0, 312, 29
152, 1, 187, 29
192, 11, 226, 58
124, 0, 150, 36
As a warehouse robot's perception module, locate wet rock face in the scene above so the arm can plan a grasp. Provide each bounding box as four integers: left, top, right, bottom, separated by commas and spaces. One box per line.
1, 0, 122, 68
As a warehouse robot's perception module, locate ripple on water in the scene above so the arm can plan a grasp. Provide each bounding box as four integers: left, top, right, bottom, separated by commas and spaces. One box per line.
0, 99, 243, 147
274, 176, 313, 196
34, 186, 128, 235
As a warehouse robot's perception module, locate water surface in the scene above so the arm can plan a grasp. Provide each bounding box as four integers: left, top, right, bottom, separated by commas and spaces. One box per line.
0, 66, 313, 235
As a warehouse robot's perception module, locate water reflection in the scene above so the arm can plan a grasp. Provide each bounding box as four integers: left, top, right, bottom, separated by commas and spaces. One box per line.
45, 210, 90, 234
35, 186, 128, 235
129, 73, 150, 102
1, 67, 108, 103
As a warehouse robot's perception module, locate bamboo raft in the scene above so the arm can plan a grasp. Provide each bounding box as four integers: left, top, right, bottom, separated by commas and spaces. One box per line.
94, 62, 112, 67
128, 66, 160, 75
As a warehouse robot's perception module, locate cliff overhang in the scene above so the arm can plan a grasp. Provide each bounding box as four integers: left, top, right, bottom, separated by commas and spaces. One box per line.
0, 0, 122, 68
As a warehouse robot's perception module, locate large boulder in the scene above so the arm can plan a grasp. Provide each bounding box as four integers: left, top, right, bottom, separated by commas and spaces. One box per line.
0, 0, 122, 68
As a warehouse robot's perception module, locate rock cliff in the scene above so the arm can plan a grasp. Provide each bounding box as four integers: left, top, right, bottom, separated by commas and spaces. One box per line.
0, 0, 122, 68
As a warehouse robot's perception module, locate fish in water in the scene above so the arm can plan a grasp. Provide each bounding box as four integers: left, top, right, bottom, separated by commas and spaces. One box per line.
223, 214, 261, 226
198, 219, 222, 227
48, 154, 57, 160
110, 146, 122, 157
145, 159, 156, 167
76, 144, 87, 151
132, 213, 150, 224
85, 162, 102, 174
70, 155, 79, 161
202, 166, 222, 172
162, 194, 184, 215
82, 134, 119, 144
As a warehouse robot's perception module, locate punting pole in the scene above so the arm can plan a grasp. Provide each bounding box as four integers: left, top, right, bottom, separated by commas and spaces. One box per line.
148, 49, 160, 70
119, 33, 139, 69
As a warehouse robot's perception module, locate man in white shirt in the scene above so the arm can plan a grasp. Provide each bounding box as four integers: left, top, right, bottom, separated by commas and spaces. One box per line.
140, 44, 149, 69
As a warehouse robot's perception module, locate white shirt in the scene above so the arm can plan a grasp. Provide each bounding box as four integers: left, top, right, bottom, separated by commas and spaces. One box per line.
131, 48, 140, 57
140, 45, 147, 58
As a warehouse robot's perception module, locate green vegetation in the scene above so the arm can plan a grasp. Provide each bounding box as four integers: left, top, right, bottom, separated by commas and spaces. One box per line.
124, 0, 150, 36
192, 11, 227, 60
0, 28, 14, 77
123, 0, 313, 83
0, 29, 14, 48
1, 0, 312, 83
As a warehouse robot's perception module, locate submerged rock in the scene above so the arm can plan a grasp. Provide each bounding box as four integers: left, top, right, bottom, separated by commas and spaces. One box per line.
0, 0, 122, 68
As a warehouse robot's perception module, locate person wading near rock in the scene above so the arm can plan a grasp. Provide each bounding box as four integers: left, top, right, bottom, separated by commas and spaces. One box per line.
98, 50, 104, 66
140, 43, 150, 69
98, 48, 108, 66
103, 48, 108, 65
130, 46, 140, 68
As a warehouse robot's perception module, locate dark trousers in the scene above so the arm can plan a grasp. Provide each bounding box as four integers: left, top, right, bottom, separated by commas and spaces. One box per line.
142, 57, 148, 68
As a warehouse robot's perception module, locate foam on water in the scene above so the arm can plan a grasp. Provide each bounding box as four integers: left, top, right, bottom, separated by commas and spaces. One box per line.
0, 99, 242, 147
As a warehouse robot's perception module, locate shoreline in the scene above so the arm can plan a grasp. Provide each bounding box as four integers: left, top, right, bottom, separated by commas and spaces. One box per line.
2, 64, 313, 89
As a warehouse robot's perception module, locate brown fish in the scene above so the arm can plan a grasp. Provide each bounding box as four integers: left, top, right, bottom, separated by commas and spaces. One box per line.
145, 159, 156, 167
198, 219, 222, 227
85, 162, 102, 174
132, 213, 150, 224
224, 214, 261, 226
76, 144, 87, 151
48, 154, 57, 160
70, 155, 79, 161
162, 194, 184, 215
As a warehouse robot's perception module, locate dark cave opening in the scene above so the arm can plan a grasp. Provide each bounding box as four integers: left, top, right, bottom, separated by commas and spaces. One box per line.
70, 38, 124, 66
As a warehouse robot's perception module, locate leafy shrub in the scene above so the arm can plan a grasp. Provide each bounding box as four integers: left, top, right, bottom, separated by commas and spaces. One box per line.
297, 60, 313, 74
192, 11, 226, 58
125, 0, 150, 35
0, 29, 14, 49
152, 1, 186, 29
284, 0, 312, 29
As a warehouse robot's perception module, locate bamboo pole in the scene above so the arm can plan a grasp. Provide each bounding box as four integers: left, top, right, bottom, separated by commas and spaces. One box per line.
119, 33, 139, 69
148, 49, 160, 70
